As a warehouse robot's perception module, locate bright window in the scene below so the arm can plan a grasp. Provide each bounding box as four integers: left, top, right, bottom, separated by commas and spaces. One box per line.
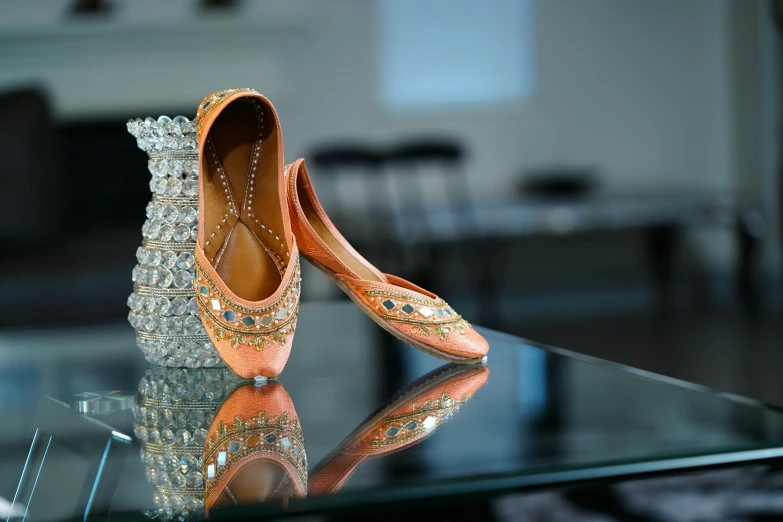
376, 0, 536, 109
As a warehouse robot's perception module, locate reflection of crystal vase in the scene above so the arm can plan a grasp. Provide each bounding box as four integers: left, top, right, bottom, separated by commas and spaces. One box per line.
126, 116, 220, 368
134, 366, 243, 520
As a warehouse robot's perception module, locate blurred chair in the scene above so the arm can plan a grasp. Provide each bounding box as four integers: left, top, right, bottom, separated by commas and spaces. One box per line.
0, 88, 152, 327
385, 138, 491, 311
308, 139, 500, 323
386, 139, 478, 242
309, 144, 398, 269
735, 206, 766, 320
69, 0, 112, 15
0, 87, 62, 250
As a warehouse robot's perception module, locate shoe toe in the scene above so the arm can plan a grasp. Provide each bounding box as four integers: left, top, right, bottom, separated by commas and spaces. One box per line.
207, 329, 295, 379
410, 365, 490, 409
443, 326, 489, 360
389, 319, 489, 362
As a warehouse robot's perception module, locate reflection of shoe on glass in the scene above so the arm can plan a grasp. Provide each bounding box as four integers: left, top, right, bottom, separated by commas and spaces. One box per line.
203, 382, 307, 511
287, 158, 489, 364
309, 363, 489, 496
193, 89, 302, 379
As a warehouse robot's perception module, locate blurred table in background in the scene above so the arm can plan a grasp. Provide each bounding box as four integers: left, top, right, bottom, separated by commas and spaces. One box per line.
392, 193, 765, 326
308, 139, 766, 329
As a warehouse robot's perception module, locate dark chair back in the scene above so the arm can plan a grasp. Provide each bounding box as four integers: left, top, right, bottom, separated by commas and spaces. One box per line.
309, 144, 395, 254
386, 138, 476, 247
0, 87, 61, 248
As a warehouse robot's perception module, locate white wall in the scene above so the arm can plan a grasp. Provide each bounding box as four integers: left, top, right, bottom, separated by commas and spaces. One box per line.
2, 0, 777, 278
282, 0, 735, 204
0, 0, 737, 198
0, 0, 319, 116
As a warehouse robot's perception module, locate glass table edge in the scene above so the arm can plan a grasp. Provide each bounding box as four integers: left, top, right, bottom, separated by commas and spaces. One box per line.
103, 444, 783, 521
293, 444, 783, 516
478, 326, 780, 412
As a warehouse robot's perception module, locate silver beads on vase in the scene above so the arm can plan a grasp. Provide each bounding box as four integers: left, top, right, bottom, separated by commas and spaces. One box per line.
127, 115, 219, 369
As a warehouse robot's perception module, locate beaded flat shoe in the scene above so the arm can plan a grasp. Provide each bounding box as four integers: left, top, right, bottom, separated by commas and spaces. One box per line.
287, 158, 488, 364
309, 363, 488, 495
193, 89, 301, 379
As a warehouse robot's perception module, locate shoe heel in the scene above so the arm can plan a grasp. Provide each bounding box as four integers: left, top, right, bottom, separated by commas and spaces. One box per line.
126, 115, 222, 368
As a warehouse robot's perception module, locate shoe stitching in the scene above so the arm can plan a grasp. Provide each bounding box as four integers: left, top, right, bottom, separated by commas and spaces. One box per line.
204, 136, 232, 251
239, 98, 263, 215
213, 226, 234, 267
230, 98, 288, 271
207, 136, 238, 215
247, 225, 286, 279
245, 113, 289, 263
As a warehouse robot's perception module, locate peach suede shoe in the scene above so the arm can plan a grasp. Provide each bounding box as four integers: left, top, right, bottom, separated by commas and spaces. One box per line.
202, 382, 306, 511
193, 89, 301, 379
287, 158, 488, 364
309, 363, 489, 495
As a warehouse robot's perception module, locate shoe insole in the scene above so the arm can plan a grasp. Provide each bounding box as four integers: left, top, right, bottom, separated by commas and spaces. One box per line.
203, 100, 282, 302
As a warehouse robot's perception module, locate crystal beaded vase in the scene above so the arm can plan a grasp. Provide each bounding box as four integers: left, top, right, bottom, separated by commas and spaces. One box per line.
134, 366, 243, 520
126, 115, 221, 368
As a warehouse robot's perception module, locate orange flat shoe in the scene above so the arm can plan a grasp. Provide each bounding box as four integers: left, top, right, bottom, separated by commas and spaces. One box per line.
193, 89, 301, 379
287, 158, 488, 364
202, 382, 307, 512
309, 363, 489, 495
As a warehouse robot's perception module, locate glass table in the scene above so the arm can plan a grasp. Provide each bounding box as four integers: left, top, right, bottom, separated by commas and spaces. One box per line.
1, 301, 782, 521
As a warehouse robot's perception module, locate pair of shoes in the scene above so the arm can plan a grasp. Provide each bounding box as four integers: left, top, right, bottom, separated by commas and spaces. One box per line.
192, 89, 489, 379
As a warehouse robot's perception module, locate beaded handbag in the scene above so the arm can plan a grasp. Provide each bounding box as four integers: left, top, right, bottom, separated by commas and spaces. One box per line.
125, 116, 222, 368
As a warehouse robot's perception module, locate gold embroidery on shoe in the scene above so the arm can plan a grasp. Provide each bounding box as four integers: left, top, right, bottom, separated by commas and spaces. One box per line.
364, 290, 443, 307
410, 318, 471, 340
248, 335, 269, 351
201, 312, 298, 351
272, 330, 288, 345
194, 253, 300, 354
362, 289, 467, 333
228, 333, 244, 349
194, 88, 261, 137
370, 392, 472, 448
203, 411, 307, 499
209, 321, 226, 340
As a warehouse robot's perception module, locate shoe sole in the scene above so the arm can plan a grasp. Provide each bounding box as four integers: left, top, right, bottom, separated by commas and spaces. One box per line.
302, 253, 487, 365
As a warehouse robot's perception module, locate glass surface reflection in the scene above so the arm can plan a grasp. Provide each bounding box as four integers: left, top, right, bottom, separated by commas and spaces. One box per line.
134, 367, 242, 519
134, 362, 487, 518
16, 301, 779, 519
202, 381, 307, 511
309, 363, 488, 495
